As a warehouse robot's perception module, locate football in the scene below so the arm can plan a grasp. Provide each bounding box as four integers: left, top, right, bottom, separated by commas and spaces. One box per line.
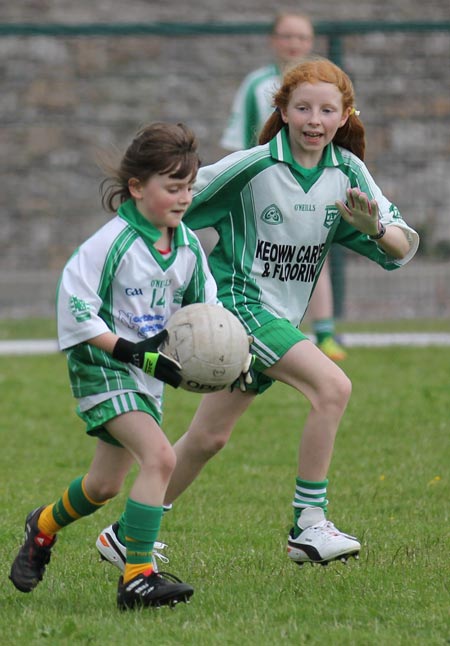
161, 303, 250, 393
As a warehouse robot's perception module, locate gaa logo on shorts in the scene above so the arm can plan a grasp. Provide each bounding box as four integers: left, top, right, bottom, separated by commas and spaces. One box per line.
261, 204, 283, 225
324, 205, 340, 229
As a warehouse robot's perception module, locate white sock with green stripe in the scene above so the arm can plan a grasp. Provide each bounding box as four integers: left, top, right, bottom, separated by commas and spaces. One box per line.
292, 478, 328, 538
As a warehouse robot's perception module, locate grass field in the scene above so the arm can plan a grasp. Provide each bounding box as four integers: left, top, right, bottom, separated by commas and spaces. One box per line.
0, 328, 449, 645
1, 317, 450, 340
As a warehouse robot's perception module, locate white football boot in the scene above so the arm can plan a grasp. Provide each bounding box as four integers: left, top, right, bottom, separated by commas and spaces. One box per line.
96, 523, 169, 573
287, 507, 360, 565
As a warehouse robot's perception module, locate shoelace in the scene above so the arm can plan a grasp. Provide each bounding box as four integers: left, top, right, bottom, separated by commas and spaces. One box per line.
322, 521, 341, 536
153, 546, 170, 565
312, 520, 357, 541
309, 520, 340, 536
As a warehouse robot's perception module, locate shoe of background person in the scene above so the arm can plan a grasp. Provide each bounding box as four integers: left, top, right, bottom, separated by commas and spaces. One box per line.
317, 336, 347, 361
287, 507, 360, 565
117, 570, 194, 610
96, 522, 169, 573
9, 506, 57, 592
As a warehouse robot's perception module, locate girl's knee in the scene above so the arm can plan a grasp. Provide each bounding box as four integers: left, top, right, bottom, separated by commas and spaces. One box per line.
203, 432, 229, 456
86, 479, 122, 502
317, 369, 352, 413
337, 372, 352, 403
160, 443, 177, 477
143, 441, 176, 480
189, 425, 231, 458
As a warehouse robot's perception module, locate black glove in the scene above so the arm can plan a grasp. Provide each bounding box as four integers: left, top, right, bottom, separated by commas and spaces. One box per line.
112, 330, 182, 388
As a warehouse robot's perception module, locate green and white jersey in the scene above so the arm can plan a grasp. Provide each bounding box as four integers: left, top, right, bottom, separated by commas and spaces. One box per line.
221, 64, 280, 151
184, 127, 419, 333
57, 199, 218, 412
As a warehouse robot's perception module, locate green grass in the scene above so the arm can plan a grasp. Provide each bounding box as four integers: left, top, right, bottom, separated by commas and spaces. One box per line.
0, 317, 448, 341
0, 343, 449, 645
0, 318, 57, 340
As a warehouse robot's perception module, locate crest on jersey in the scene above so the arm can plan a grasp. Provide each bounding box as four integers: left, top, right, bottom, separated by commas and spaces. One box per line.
324, 205, 340, 229
389, 204, 401, 220
261, 204, 283, 225
69, 295, 91, 322
173, 283, 186, 305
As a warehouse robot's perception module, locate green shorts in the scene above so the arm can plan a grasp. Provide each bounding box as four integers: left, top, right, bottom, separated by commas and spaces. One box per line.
246, 317, 309, 395
77, 392, 161, 447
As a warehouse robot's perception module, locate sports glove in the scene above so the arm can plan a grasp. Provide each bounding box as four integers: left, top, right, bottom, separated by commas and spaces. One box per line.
112, 329, 182, 388
335, 187, 381, 237
230, 336, 256, 393
235, 353, 256, 392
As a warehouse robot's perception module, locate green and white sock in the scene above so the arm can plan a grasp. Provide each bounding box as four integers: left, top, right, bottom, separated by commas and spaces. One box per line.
292, 477, 328, 537
312, 319, 335, 344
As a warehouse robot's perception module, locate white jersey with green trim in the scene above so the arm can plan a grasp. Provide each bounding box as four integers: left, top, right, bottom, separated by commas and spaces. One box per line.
56, 199, 218, 411
221, 64, 280, 151
184, 128, 419, 333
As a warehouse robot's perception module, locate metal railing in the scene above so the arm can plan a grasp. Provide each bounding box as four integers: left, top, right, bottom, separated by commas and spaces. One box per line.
1, 20, 449, 66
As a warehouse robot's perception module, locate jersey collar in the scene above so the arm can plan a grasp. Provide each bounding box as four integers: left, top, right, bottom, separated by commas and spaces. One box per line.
269, 126, 345, 173
117, 199, 188, 248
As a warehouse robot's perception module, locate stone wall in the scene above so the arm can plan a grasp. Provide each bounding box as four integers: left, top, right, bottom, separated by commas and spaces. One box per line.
1, 1, 449, 318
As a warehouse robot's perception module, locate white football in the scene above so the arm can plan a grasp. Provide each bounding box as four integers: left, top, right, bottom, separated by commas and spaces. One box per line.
161, 303, 250, 393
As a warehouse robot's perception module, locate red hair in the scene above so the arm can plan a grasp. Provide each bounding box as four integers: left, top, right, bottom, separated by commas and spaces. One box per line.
259, 57, 365, 160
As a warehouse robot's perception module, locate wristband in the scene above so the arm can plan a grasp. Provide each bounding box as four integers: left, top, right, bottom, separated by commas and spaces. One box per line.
142, 352, 159, 376
369, 221, 386, 240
